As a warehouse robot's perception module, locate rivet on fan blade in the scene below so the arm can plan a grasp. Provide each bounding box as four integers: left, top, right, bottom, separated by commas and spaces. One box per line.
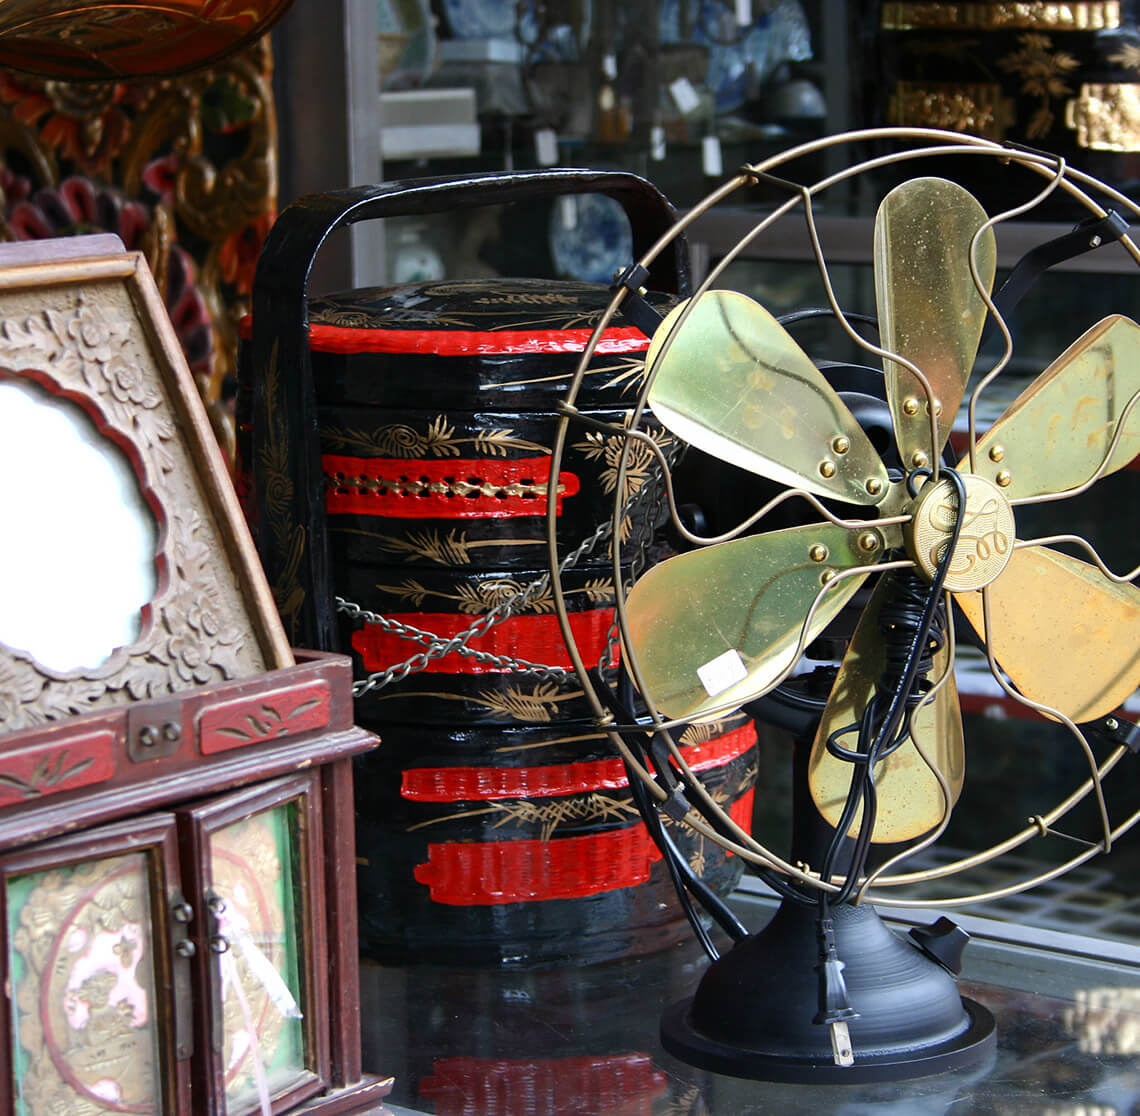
832, 436, 851, 455
911, 451, 930, 469
989, 444, 1006, 463
927, 399, 942, 416
820, 568, 836, 585
996, 469, 1012, 487
858, 530, 881, 553
1107, 717, 1120, 730
903, 396, 920, 415
810, 544, 829, 562
819, 459, 837, 478
865, 477, 884, 496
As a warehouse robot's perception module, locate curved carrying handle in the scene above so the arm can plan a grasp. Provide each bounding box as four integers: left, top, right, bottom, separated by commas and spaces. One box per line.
249, 167, 689, 651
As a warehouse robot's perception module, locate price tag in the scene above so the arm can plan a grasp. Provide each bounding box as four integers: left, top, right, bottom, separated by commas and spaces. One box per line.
534, 127, 559, 166
735, 0, 751, 24
559, 195, 578, 231
650, 124, 666, 161
702, 134, 723, 177
669, 76, 701, 115
697, 649, 748, 698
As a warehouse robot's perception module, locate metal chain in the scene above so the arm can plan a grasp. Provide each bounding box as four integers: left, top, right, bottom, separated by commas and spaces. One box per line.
338, 464, 664, 697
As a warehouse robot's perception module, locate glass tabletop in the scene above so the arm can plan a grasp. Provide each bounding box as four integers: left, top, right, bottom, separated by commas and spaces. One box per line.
359, 889, 1140, 1115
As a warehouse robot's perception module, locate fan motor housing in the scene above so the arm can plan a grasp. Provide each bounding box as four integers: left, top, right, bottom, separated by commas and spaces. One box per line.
904, 473, 1015, 592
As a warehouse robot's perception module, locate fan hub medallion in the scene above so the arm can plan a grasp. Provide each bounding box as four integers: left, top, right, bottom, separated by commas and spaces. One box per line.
905, 473, 1015, 592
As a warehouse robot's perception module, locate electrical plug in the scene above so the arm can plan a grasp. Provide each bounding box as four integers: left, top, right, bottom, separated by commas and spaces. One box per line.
814, 916, 858, 1067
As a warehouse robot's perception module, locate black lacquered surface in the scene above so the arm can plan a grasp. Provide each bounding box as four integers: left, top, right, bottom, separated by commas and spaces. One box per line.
361, 892, 1140, 1115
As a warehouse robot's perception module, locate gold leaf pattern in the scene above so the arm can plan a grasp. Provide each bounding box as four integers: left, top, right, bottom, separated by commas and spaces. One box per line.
1001, 32, 1081, 136
320, 418, 548, 459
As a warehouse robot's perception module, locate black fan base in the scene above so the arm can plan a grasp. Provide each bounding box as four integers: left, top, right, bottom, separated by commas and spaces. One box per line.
660, 901, 996, 1084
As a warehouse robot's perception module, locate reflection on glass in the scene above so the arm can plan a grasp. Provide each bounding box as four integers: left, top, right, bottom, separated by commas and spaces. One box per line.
209, 803, 306, 1114
0, 377, 156, 673
1065, 986, 1140, 1055
7, 851, 163, 1114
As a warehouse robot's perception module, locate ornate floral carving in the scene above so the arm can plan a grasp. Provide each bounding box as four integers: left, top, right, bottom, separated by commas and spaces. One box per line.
0, 282, 267, 734
0, 39, 278, 439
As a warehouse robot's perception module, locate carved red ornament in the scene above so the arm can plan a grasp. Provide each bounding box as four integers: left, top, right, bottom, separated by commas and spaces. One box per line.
197, 680, 332, 754
0, 730, 115, 807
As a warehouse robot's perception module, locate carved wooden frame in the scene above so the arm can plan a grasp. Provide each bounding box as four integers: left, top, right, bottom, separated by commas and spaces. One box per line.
0, 238, 292, 736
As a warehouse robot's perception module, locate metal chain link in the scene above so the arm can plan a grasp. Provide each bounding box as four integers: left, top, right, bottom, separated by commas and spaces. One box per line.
338, 441, 673, 698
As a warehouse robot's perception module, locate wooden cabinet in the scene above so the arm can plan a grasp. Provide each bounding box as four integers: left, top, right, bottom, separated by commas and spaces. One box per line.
0, 651, 392, 1115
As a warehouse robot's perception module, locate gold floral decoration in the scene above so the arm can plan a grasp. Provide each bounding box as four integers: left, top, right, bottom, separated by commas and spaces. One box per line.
1000, 32, 1081, 137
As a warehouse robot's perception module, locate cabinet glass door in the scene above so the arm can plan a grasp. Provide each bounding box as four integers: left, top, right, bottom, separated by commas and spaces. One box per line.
1, 814, 186, 1115
186, 774, 327, 1115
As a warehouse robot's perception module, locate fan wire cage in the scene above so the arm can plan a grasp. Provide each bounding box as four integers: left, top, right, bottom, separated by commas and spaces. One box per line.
544, 126, 1140, 1083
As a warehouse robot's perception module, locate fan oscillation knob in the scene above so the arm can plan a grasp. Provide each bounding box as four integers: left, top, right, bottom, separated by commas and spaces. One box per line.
905, 473, 1015, 592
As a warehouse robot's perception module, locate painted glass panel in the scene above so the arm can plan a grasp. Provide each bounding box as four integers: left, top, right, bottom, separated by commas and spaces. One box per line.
7, 851, 163, 1115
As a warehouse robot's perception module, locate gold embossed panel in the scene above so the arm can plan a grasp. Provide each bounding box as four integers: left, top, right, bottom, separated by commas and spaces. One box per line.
7, 851, 164, 1114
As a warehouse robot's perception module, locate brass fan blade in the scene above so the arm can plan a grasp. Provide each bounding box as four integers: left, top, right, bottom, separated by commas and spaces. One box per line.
956, 545, 1140, 722
969, 316, 1140, 500
808, 578, 964, 843
875, 177, 996, 466
625, 523, 879, 722
645, 290, 890, 506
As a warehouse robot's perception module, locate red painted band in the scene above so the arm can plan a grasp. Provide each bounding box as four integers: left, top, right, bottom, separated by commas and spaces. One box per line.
306, 322, 653, 356
239, 314, 651, 356
413, 792, 754, 905
401, 722, 757, 801
352, 608, 615, 675
323, 454, 580, 519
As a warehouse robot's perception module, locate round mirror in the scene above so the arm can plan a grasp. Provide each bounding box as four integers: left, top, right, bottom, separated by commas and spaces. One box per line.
0, 376, 157, 673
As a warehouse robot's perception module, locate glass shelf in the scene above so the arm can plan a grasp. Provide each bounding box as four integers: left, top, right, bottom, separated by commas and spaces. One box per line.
360, 887, 1140, 1114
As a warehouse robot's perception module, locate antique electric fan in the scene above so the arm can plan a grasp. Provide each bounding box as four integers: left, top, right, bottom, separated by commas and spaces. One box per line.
546, 128, 1140, 1083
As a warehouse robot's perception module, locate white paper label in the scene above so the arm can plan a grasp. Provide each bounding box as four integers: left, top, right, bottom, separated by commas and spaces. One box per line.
697, 648, 748, 698
702, 134, 723, 177
534, 127, 558, 166
603, 52, 618, 79
559, 195, 578, 230
650, 124, 666, 161
669, 76, 701, 115
735, 0, 752, 25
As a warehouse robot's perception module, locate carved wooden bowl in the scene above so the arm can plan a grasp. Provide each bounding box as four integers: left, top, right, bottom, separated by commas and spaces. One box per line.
0, 0, 298, 79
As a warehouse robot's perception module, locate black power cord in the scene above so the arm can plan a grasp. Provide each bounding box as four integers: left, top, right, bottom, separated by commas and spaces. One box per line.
813, 467, 968, 1057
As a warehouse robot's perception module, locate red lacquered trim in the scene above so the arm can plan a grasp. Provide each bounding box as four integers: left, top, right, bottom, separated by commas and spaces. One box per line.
352, 608, 615, 675
238, 314, 652, 355
419, 1053, 666, 1116
0, 729, 115, 807
401, 722, 757, 801
413, 793, 753, 905
323, 454, 580, 519
308, 322, 653, 355
197, 680, 332, 754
